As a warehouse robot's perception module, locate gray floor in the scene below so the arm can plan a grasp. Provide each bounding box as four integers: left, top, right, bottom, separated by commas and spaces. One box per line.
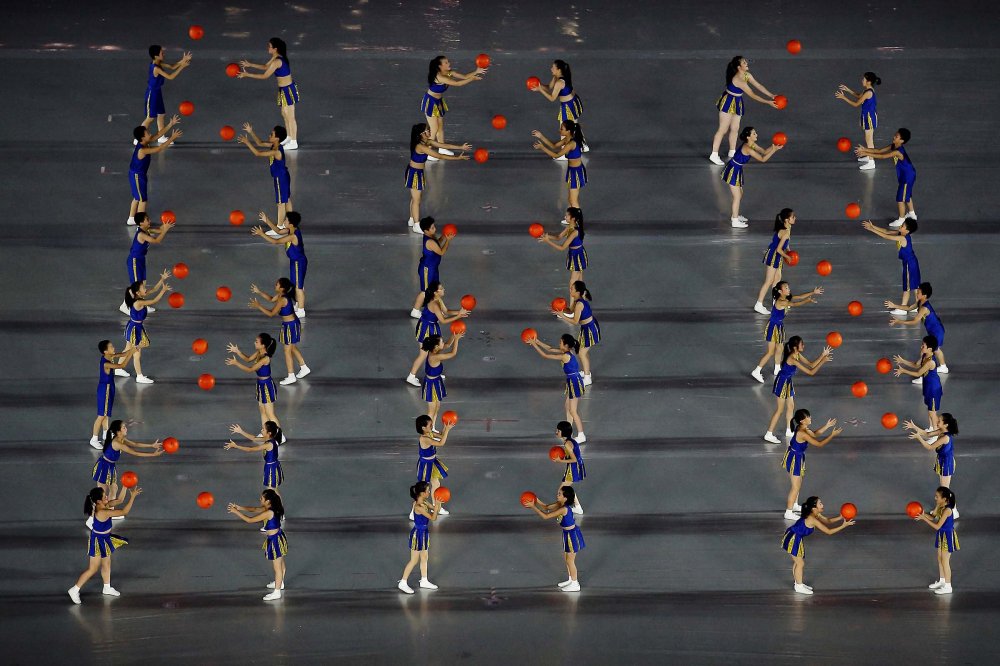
3, 0, 1000, 662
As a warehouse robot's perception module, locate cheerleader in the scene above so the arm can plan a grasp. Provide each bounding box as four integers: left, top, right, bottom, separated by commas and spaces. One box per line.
553, 421, 586, 515
527, 334, 587, 443
421, 55, 486, 148
555, 281, 599, 386
781, 496, 855, 595
722, 127, 783, 228
906, 414, 959, 519
91, 420, 163, 501
419, 333, 463, 429
538, 207, 586, 297
141, 45, 191, 137
915, 487, 959, 595
405, 123, 471, 228
887, 281, 949, 376
225, 333, 283, 435
238, 123, 294, 229
523, 486, 584, 592
398, 481, 442, 594
250, 278, 310, 385
228, 489, 287, 601
753, 208, 795, 314
834, 72, 881, 171
710, 56, 778, 165
121, 275, 171, 384
532, 121, 587, 209
127, 119, 181, 225
89, 341, 136, 449
782, 410, 842, 520
405, 281, 468, 386
252, 211, 307, 318
119, 212, 174, 314
409, 217, 451, 317
764, 337, 834, 444
239, 38, 300, 149
225, 421, 284, 490
855, 128, 916, 227
863, 218, 920, 313
533, 59, 588, 153
751, 282, 823, 383
893, 335, 943, 431
413, 416, 453, 518
68, 486, 142, 604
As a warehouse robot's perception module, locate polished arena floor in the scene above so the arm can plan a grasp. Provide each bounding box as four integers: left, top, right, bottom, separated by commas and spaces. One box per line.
2, 1, 1000, 663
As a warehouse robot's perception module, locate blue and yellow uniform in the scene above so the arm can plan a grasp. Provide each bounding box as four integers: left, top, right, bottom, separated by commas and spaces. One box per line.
722, 146, 751, 187
562, 438, 586, 483
285, 229, 307, 289
935, 509, 959, 552
414, 305, 441, 343
262, 514, 288, 560
256, 358, 277, 405
922, 301, 945, 348
922, 357, 942, 411
763, 233, 789, 269
577, 298, 601, 348
420, 81, 449, 118
275, 58, 299, 108
764, 302, 786, 344
416, 440, 448, 482
897, 236, 920, 292
124, 303, 149, 347
422, 357, 446, 403
409, 508, 430, 551
270, 146, 291, 204
781, 431, 807, 477
773, 354, 798, 399
565, 142, 587, 189
557, 80, 584, 122
935, 435, 955, 477
97, 356, 115, 417
860, 89, 877, 131
92, 442, 121, 485
894, 145, 916, 203
563, 352, 585, 398
88, 514, 128, 558
716, 76, 747, 116
126, 230, 149, 283
279, 297, 301, 346
567, 231, 588, 272
144, 62, 165, 118
128, 143, 151, 202
781, 516, 813, 558
560, 506, 586, 553
418, 236, 441, 291
263, 438, 283, 488
404, 148, 427, 191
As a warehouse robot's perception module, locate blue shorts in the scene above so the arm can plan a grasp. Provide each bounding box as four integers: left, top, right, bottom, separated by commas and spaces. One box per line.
404, 166, 424, 191
89, 532, 128, 558
416, 457, 448, 482
566, 165, 587, 189
420, 93, 448, 118
926, 327, 945, 348
782, 449, 805, 477
567, 247, 588, 271
273, 173, 291, 204
902, 260, 921, 291
562, 526, 586, 553
289, 259, 307, 289
144, 88, 165, 118
579, 320, 601, 348
126, 256, 147, 283
565, 374, 585, 399
409, 527, 429, 551
558, 96, 584, 122
262, 531, 288, 560
716, 92, 744, 116
281, 319, 301, 345
277, 83, 299, 108
896, 177, 915, 203
423, 376, 446, 403
97, 383, 115, 417
129, 171, 148, 202
263, 461, 283, 487
257, 378, 277, 405
418, 264, 439, 292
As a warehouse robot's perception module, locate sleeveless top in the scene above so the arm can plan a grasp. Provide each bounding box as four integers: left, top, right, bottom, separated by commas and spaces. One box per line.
578, 299, 594, 322
777, 354, 799, 381
860, 89, 876, 116
413, 508, 430, 530
264, 513, 282, 531
264, 439, 280, 464
425, 356, 443, 379
788, 432, 808, 455
128, 230, 149, 258
269, 146, 287, 178
256, 359, 272, 380
285, 229, 306, 260
418, 440, 438, 460
923, 301, 944, 335
897, 235, 916, 262
129, 143, 151, 175
274, 57, 291, 78
769, 302, 787, 326
566, 142, 582, 159
279, 296, 296, 317
99, 355, 113, 385
894, 145, 915, 177
421, 236, 441, 271
559, 506, 578, 529
787, 516, 814, 538
101, 441, 123, 463
129, 303, 148, 324
427, 81, 448, 94
91, 515, 113, 533
562, 352, 582, 378
731, 145, 753, 166
147, 62, 164, 90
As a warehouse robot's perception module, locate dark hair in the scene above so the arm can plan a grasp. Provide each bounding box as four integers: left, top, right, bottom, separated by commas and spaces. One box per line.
274, 126, 288, 143
84, 487, 105, 516
800, 496, 820, 518
898, 127, 911, 143
421, 280, 441, 311
557, 421, 573, 438
936, 486, 956, 510
918, 282, 932, 299
125, 281, 144, 308
771, 281, 788, 304
922, 335, 939, 352
571, 281, 592, 301
725, 56, 744, 84
262, 488, 285, 521
790, 409, 810, 433
410, 123, 428, 153
269, 38, 288, 63
133, 126, 146, 141
99, 340, 112, 354
940, 413, 959, 435
427, 56, 446, 86
553, 59, 573, 88
774, 208, 794, 232
277, 277, 296, 304
415, 415, 433, 434
560, 485, 577, 506
421, 335, 442, 352
419, 216, 435, 232
566, 207, 584, 241
863, 71, 881, 86
285, 211, 301, 228
738, 126, 754, 144
148, 45, 162, 60
560, 333, 580, 354
135, 212, 148, 226
562, 120, 584, 148
410, 481, 431, 500
259, 333, 277, 357
903, 219, 917, 234
782, 336, 803, 365
263, 420, 282, 444
103, 420, 124, 452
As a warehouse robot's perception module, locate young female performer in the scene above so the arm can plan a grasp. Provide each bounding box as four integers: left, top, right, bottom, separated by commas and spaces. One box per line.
404, 123, 471, 228
531, 121, 587, 209
122, 275, 172, 384
91, 420, 162, 502
141, 45, 191, 136
751, 282, 822, 383
68, 486, 142, 604
238, 123, 293, 228
722, 127, 783, 228
781, 410, 842, 520
555, 281, 600, 386
906, 414, 959, 519
887, 282, 949, 376
398, 481, 442, 594
527, 334, 587, 443
834, 72, 881, 170
894, 336, 943, 431
538, 207, 586, 297
226, 421, 284, 490
419, 333, 463, 429
252, 211, 307, 318
421, 55, 486, 148
89, 341, 136, 449
855, 128, 917, 227
863, 218, 920, 313
228, 489, 288, 600
410, 218, 451, 317
915, 487, 959, 595
250, 278, 310, 385
119, 212, 174, 314
553, 421, 586, 515
226, 333, 284, 435
710, 56, 778, 165
413, 416, 454, 518
239, 38, 300, 149
406, 282, 468, 386
533, 60, 588, 152
127, 119, 181, 225
781, 496, 854, 595
753, 209, 795, 314
764, 337, 833, 444
523, 486, 584, 592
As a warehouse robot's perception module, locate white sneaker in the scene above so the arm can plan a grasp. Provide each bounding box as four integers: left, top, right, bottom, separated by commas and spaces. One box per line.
263, 590, 282, 601
411, 223, 424, 234
410, 308, 422, 319
126, 217, 136, 226
889, 218, 905, 228
798, 582, 813, 590
738, 215, 748, 223
437, 148, 454, 156
408, 510, 415, 521
773, 365, 781, 376
764, 432, 781, 444
89, 437, 101, 450
953, 508, 959, 519
560, 219, 570, 225
859, 160, 876, 171
731, 218, 748, 228
419, 578, 438, 590
260, 526, 267, 532
793, 503, 802, 512
785, 428, 794, 438
561, 581, 581, 592
135, 374, 154, 384
937, 364, 949, 374
68, 586, 81, 604
296, 365, 311, 378
147, 306, 156, 313
912, 377, 923, 385
554, 155, 568, 161
927, 436, 938, 445
575, 433, 587, 444
102, 585, 121, 597
280, 374, 297, 385
284, 140, 298, 151
581, 143, 590, 153
407, 217, 416, 227
751, 368, 765, 384
754, 302, 770, 315
85, 516, 94, 529
405, 374, 421, 387
114, 368, 130, 378
784, 509, 799, 520
857, 156, 869, 162
133, 139, 138, 146
793, 583, 813, 595
266, 581, 286, 590
119, 301, 130, 315
157, 136, 168, 144
426, 155, 440, 162
928, 579, 945, 590
112, 515, 125, 521
573, 504, 583, 516
708, 153, 725, 166
398, 580, 414, 594
280, 137, 290, 146
582, 374, 592, 386
280, 433, 287, 444
906, 211, 918, 220
934, 583, 953, 595
295, 308, 306, 319
557, 579, 574, 588
890, 309, 909, 316
438, 506, 450, 515
265, 229, 281, 238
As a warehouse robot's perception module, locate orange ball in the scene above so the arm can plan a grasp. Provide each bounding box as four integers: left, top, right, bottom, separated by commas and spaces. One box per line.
774, 95, 788, 109
121, 471, 138, 488
173, 262, 189, 279
551, 297, 568, 312
837, 137, 852, 153
848, 300, 863, 316
840, 502, 857, 520
491, 114, 507, 130
192, 338, 208, 355
168, 292, 185, 308
881, 412, 899, 429
876, 357, 892, 374
520, 490, 537, 506
906, 501, 924, 518
548, 445, 565, 462
441, 410, 458, 426
179, 101, 195, 116
196, 491, 214, 509
529, 223, 545, 238
215, 286, 231, 302
160, 210, 176, 224
473, 148, 489, 163
526, 76, 541, 91
786, 39, 802, 55
433, 486, 451, 503
441, 223, 458, 238
846, 202, 862, 219
475, 53, 491, 69
198, 373, 216, 390
229, 210, 245, 226
772, 131, 788, 146
460, 294, 477, 311
226, 63, 240, 78
163, 437, 179, 454
785, 250, 800, 266
826, 331, 843, 348
450, 320, 467, 335
188, 25, 204, 40
816, 260, 832, 276
220, 125, 236, 141
520, 327, 537, 344
851, 380, 868, 398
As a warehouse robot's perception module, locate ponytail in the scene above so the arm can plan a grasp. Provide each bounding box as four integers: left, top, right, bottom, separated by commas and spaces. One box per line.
774, 208, 793, 232
863, 71, 881, 86
782, 336, 803, 365
563, 120, 584, 149
790, 409, 810, 434
264, 420, 282, 445
771, 281, 788, 304
259, 333, 277, 357
572, 280, 592, 302
103, 420, 123, 452
84, 487, 104, 516
262, 488, 285, 521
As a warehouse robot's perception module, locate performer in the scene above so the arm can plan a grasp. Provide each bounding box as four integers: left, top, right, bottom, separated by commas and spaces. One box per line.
406, 281, 468, 386
413, 416, 454, 518
555, 280, 600, 386
553, 421, 586, 515
404, 123, 471, 228
127, 118, 182, 225
834, 72, 881, 170
239, 38, 300, 149
141, 45, 191, 136
91, 420, 163, 506
527, 334, 587, 443
68, 486, 142, 604
855, 128, 916, 227
914, 487, 959, 595
531, 121, 587, 209
122, 275, 172, 384
119, 212, 174, 314
722, 127, 783, 228
894, 336, 943, 432
710, 56, 778, 165
250, 278, 310, 385
226, 333, 284, 435
753, 208, 795, 314
89, 341, 136, 449
228, 489, 288, 601
398, 481, 442, 594
781, 496, 854, 595
751, 282, 823, 383
421, 55, 486, 148
764, 337, 834, 444
538, 207, 587, 297
252, 212, 307, 318
862, 219, 920, 314
238, 123, 294, 229
419, 333, 463, 429
523, 486, 585, 592
906, 413, 959, 519
226, 421, 284, 490
410, 217, 451, 317
533, 59, 588, 152
887, 282, 949, 376
782, 410, 842, 520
